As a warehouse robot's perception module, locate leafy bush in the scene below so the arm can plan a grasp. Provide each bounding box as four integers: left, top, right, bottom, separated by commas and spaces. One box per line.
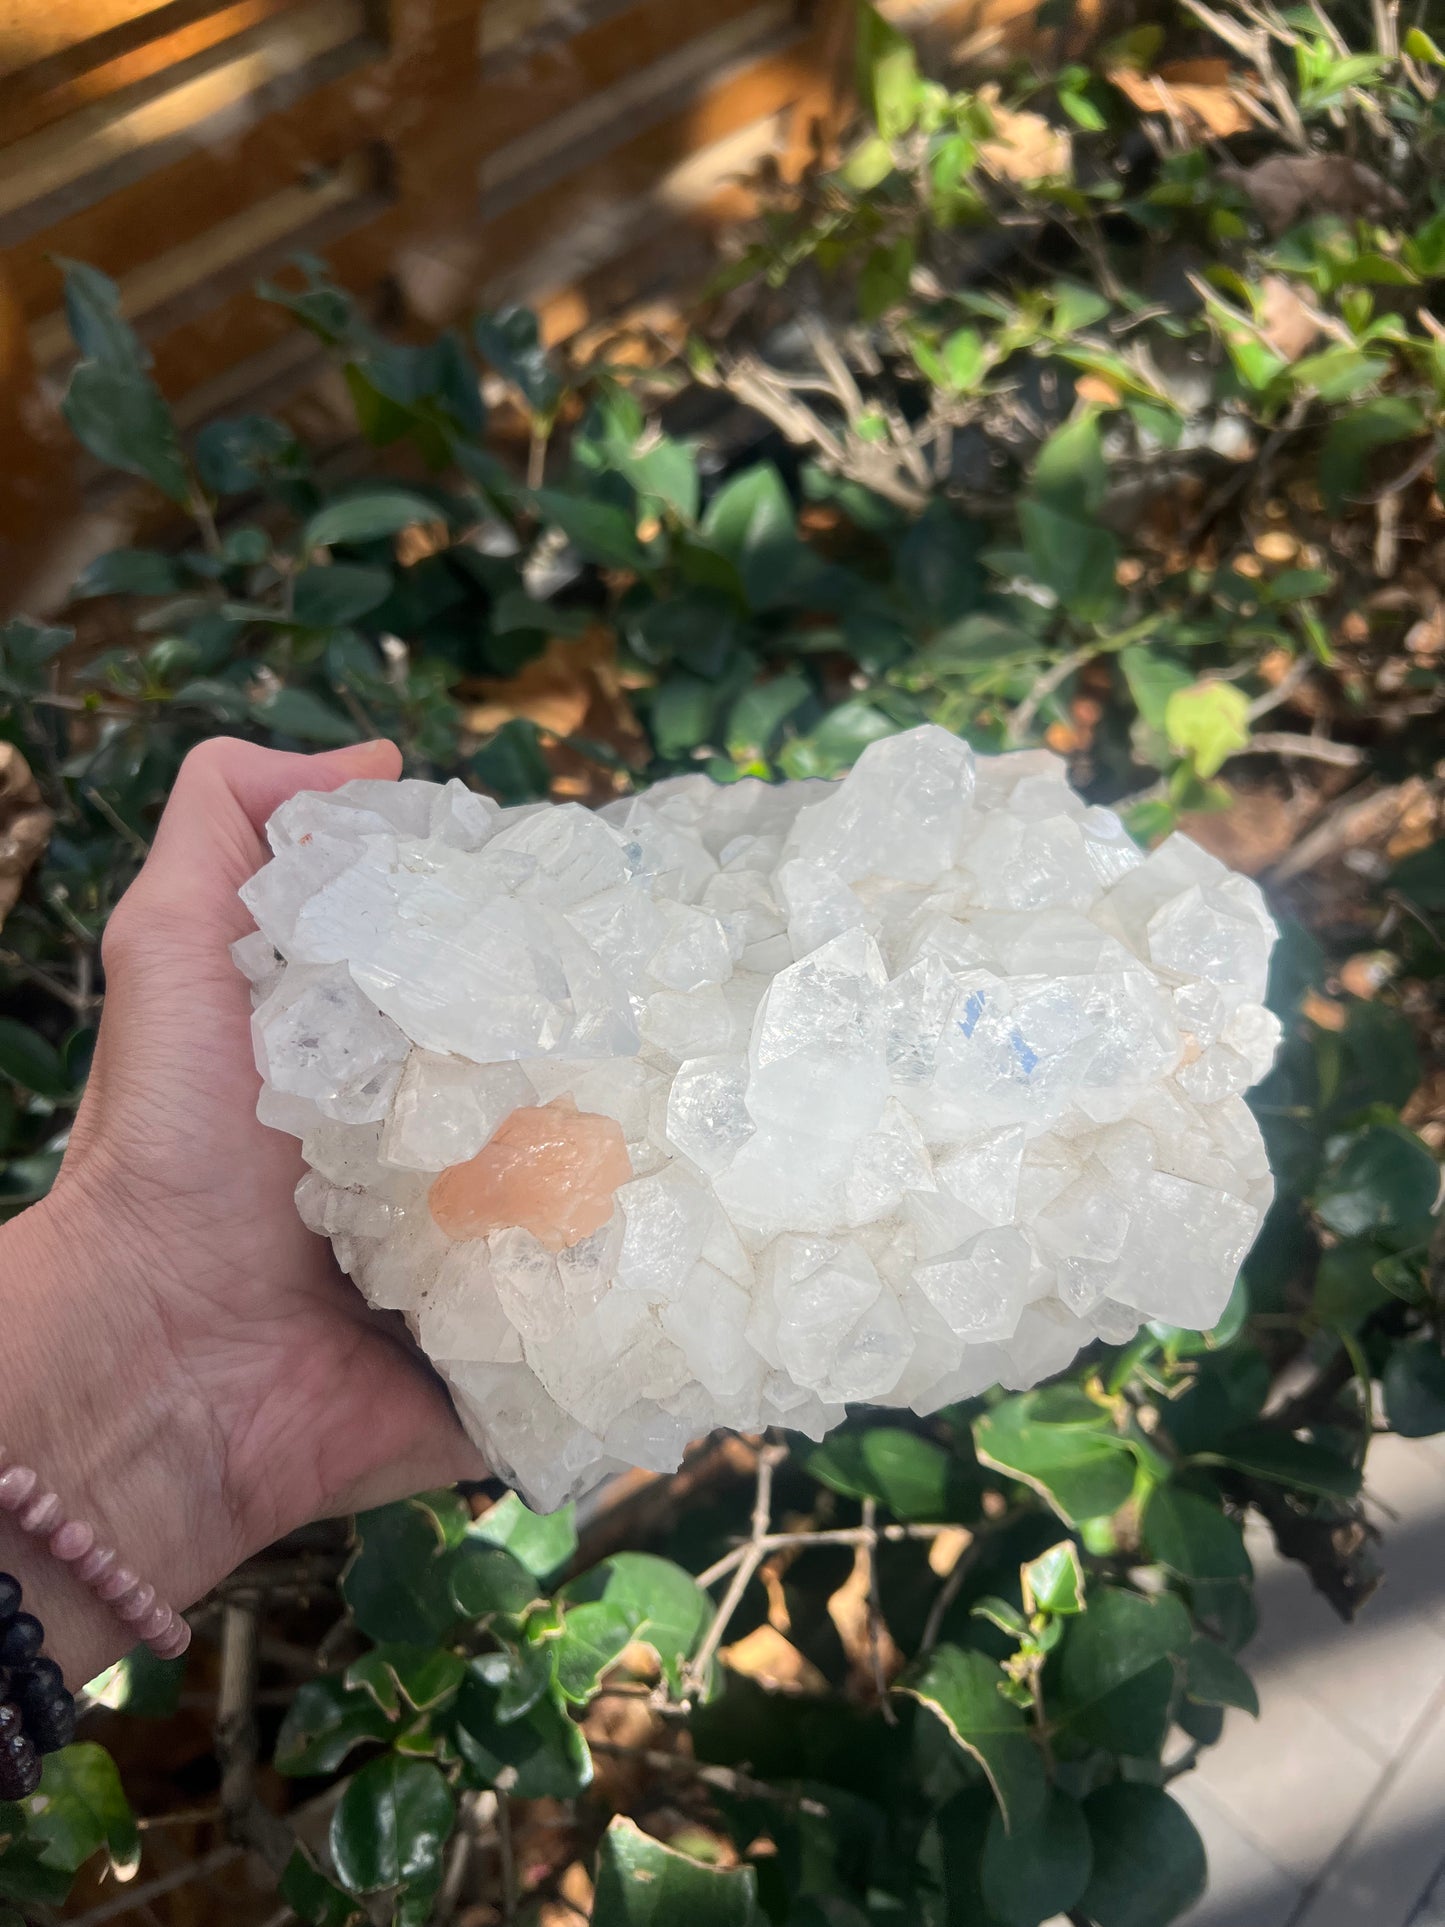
0, 2, 1442, 1921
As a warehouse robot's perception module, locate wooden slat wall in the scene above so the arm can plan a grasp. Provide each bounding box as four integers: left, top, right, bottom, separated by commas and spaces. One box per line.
0, 0, 1073, 604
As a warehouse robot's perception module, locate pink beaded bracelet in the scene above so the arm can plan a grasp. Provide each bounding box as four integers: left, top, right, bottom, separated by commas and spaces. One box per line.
0, 1459, 189, 1660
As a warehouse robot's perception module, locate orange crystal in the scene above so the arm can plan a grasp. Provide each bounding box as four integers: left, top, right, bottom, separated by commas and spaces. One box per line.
428, 1098, 631, 1251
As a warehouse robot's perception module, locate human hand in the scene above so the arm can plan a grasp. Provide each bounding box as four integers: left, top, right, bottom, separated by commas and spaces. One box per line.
0, 738, 484, 1679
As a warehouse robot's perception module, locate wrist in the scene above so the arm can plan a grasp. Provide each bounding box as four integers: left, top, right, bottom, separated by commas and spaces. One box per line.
0, 1176, 242, 1681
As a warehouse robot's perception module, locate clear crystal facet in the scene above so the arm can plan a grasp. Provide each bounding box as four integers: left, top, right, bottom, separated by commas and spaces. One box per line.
244, 733, 1279, 1509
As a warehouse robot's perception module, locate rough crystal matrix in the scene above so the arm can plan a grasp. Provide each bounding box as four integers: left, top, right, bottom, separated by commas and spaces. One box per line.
237, 726, 1278, 1510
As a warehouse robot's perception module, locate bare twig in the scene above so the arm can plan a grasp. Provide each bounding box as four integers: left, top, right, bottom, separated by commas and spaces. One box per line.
686, 1443, 788, 1695
216, 1595, 294, 1875
860, 1498, 897, 1723
70, 1846, 242, 1925
1009, 646, 1092, 746
496, 1781, 517, 1926
1247, 655, 1313, 721
1245, 731, 1364, 767
587, 1741, 830, 1815
695, 1520, 950, 1591
83, 786, 151, 859
921, 1533, 982, 1655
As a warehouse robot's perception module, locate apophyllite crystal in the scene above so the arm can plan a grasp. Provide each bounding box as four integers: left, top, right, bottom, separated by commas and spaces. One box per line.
236, 725, 1279, 1510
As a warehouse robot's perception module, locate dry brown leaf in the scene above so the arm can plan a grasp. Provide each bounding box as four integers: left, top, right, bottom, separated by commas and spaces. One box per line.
1255, 528, 1300, 563
1339, 952, 1396, 1000
978, 86, 1071, 182
1258, 275, 1322, 362
1108, 59, 1253, 138
1302, 989, 1348, 1031
0, 744, 52, 931
1220, 155, 1406, 238
928, 1527, 972, 1578
825, 1545, 904, 1701
720, 1625, 828, 1694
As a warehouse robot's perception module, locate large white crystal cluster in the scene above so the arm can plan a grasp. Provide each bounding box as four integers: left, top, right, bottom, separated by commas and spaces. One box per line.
236, 726, 1279, 1510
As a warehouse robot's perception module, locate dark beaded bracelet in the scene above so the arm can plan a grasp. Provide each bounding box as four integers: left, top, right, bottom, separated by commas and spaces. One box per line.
0, 1573, 77, 1802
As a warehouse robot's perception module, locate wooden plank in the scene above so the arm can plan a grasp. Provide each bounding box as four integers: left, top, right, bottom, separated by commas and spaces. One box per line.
0, 0, 177, 75
27, 147, 386, 366
0, 0, 304, 143
0, 0, 375, 238
128, 33, 815, 401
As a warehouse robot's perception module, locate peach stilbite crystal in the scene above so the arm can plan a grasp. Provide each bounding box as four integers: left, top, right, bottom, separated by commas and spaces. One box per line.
428, 1100, 630, 1251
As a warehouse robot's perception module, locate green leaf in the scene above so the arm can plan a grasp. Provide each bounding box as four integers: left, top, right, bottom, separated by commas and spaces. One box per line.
302, 490, 442, 551
280, 1846, 366, 1926
26, 1744, 139, 1879
561, 1554, 710, 1697
555, 1601, 638, 1703
473, 307, 560, 414
1080, 1784, 1206, 1927
974, 1389, 1136, 1524
346, 1646, 466, 1716
1165, 681, 1250, 778
0, 1021, 69, 1100
593, 1815, 759, 1926
1120, 645, 1193, 736
452, 1658, 592, 1797
57, 258, 146, 369
804, 1427, 961, 1521
701, 463, 799, 607
469, 1492, 577, 1582
1021, 1540, 1085, 1615
897, 1645, 1047, 1831
1383, 1342, 1445, 1439
193, 414, 300, 495
650, 674, 721, 758
859, 237, 915, 322
1318, 398, 1424, 512
618, 436, 699, 522
981, 1788, 1093, 1926
855, 1, 919, 141
62, 362, 189, 504
329, 1755, 453, 1895
275, 1676, 393, 1776
471, 719, 551, 804
342, 1499, 463, 1645
1033, 413, 1108, 515
534, 490, 648, 572
82, 1646, 186, 1718
1057, 1587, 1191, 1756
1313, 1123, 1440, 1239
71, 549, 187, 599
778, 697, 899, 778
449, 1542, 541, 1619
1203, 1426, 1362, 1499
726, 671, 810, 759
1019, 499, 1119, 617
1186, 1636, 1258, 1717
249, 686, 359, 746
1406, 25, 1445, 64
1142, 1486, 1251, 1582
291, 564, 393, 627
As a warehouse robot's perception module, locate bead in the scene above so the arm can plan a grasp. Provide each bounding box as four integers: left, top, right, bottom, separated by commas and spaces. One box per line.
73, 1546, 115, 1587
135, 1603, 172, 1645
18, 1492, 61, 1537
14, 1660, 63, 1708
0, 1576, 19, 1622
27, 1694, 75, 1756
94, 1565, 137, 1605
150, 1618, 191, 1660
48, 1521, 93, 1564
115, 1584, 155, 1625
0, 1469, 38, 1512
0, 1617, 42, 1668
0, 1732, 40, 1801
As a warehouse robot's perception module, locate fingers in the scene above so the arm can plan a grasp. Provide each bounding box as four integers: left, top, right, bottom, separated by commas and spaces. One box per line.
149, 737, 403, 881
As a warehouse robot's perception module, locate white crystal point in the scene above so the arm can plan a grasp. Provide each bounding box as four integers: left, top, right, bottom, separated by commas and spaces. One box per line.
241, 725, 1279, 1511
